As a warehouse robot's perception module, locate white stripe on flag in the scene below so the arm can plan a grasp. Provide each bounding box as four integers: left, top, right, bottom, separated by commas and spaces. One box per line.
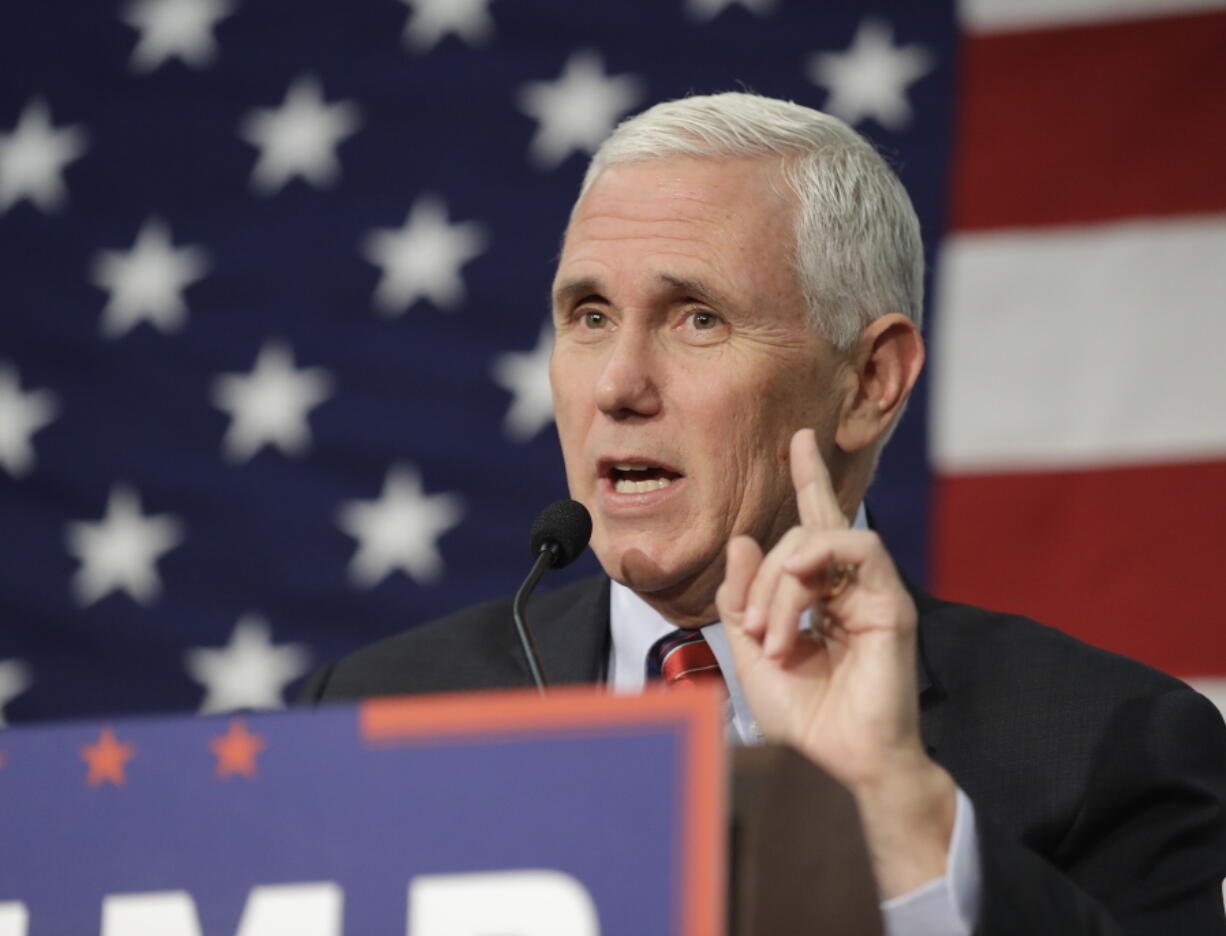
958, 0, 1226, 33
932, 215, 1226, 472
1203, 676, 1226, 908
1188, 678, 1226, 724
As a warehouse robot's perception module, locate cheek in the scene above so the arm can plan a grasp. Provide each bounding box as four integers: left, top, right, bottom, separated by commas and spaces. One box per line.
688, 370, 812, 510
685, 393, 771, 497
550, 359, 594, 491
550, 357, 587, 429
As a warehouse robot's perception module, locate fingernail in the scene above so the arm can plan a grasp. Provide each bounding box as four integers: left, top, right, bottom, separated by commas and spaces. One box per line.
744, 606, 764, 634
764, 631, 782, 658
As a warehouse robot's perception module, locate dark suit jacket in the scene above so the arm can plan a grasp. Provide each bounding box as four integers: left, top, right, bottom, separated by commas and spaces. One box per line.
301, 576, 1226, 935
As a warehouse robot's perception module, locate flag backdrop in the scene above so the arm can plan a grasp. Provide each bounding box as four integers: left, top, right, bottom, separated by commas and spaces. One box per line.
1, 0, 1223, 726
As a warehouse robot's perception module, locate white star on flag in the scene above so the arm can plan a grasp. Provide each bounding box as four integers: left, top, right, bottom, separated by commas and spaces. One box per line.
0, 659, 33, 728
121, 0, 235, 73
807, 17, 933, 131
362, 196, 488, 316
517, 49, 643, 169
211, 340, 334, 463
184, 614, 311, 713
337, 463, 464, 587
0, 98, 89, 215
91, 217, 209, 339
491, 323, 555, 442
65, 485, 185, 607
0, 363, 59, 479
686, 0, 775, 23
399, 0, 497, 52
239, 74, 362, 195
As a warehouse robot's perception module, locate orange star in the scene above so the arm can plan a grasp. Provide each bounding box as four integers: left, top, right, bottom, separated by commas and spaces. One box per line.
81, 726, 135, 787
210, 718, 265, 779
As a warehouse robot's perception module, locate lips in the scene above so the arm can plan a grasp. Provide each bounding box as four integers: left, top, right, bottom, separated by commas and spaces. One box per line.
597, 456, 684, 495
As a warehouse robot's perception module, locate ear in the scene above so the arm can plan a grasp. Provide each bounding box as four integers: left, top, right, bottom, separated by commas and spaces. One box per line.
834, 314, 925, 454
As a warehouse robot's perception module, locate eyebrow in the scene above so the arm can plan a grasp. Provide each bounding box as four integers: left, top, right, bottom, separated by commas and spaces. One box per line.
552, 277, 602, 307
658, 275, 730, 309
551, 274, 732, 308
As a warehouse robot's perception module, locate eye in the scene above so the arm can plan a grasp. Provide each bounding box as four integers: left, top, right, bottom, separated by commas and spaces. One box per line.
685, 309, 724, 332
582, 309, 607, 329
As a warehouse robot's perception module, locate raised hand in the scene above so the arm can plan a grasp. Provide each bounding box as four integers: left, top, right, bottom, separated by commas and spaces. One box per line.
716, 427, 957, 898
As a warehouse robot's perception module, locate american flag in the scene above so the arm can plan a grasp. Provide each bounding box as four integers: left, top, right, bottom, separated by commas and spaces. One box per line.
1, 0, 1223, 727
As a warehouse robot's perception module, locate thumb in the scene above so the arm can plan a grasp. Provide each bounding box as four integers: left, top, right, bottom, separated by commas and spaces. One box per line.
718, 536, 764, 667
716, 535, 761, 625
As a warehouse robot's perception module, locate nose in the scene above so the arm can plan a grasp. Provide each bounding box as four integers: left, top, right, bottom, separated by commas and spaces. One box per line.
594, 328, 661, 420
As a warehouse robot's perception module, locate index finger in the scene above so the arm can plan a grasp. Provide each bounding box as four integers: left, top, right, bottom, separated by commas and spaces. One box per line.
790, 428, 846, 529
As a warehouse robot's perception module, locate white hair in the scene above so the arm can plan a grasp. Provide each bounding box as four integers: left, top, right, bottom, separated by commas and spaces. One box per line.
576, 92, 924, 351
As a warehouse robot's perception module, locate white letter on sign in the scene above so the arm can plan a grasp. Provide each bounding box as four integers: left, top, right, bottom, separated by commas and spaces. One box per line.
0, 902, 28, 936
235, 882, 342, 936
407, 870, 600, 936
101, 891, 202, 935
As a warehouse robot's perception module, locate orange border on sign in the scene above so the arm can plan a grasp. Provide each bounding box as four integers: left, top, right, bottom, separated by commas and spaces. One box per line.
359, 686, 725, 936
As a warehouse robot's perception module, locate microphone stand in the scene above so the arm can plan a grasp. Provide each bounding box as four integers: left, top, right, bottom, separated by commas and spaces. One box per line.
512, 543, 557, 693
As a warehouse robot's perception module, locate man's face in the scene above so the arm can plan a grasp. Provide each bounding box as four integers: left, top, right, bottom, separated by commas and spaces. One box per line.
549, 156, 847, 607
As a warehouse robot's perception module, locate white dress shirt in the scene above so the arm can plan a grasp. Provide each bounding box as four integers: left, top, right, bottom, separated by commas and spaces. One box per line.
605, 505, 980, 935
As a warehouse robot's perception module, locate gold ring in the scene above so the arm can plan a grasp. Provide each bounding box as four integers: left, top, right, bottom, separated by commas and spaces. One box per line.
819, 562, 857, 603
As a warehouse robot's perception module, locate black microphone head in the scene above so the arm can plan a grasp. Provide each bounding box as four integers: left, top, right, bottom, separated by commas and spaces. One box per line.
529, 499, 592, 569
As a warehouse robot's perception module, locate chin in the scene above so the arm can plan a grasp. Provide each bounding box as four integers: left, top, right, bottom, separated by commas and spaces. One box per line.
598, 538, 710, 596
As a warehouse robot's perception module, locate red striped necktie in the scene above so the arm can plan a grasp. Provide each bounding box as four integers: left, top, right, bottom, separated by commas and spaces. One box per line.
646, 627, 724, 692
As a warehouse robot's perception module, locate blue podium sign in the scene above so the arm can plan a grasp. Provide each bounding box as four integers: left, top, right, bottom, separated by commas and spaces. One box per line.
0, 687, 725, 936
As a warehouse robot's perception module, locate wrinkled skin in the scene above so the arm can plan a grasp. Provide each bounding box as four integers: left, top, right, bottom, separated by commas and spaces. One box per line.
549, 156, 855, 627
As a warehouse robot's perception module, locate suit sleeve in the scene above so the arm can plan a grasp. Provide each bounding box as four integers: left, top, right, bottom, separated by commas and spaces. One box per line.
974, 686, 1226, 936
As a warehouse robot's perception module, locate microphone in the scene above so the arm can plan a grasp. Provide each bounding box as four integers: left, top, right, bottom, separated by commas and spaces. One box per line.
513, 499, 592, 693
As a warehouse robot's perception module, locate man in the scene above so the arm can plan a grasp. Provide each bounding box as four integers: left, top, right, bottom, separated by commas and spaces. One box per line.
302, 93, 1226, 934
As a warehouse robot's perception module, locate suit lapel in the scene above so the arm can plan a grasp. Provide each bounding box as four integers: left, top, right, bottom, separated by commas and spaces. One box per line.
874, 514, 945, 751
911, 584, 948, 756
531, 575, 611, 686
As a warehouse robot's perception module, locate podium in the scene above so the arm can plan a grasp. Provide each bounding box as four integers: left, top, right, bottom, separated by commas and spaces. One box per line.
0, 687, 881, 935
731, 745, 882, 935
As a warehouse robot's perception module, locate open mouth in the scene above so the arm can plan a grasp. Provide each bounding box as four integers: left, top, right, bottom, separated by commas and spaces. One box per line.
606, 461, 684, 494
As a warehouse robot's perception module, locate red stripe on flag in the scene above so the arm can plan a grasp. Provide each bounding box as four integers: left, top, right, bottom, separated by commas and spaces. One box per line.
950, 9, 1226, 231
931, 459, 1226, 677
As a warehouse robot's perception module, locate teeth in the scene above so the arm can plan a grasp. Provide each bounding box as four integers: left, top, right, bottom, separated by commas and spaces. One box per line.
614, 477, 675, 494
614, 463, 651, 471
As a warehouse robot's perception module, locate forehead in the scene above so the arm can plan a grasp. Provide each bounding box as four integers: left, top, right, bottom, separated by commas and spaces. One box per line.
555, 156, 798, 301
